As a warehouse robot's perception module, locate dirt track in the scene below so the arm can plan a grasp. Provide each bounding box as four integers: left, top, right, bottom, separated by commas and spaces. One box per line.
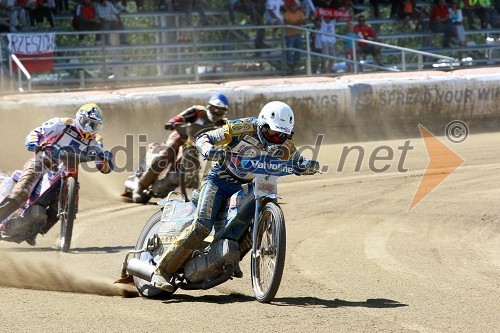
0, 128, 499, 333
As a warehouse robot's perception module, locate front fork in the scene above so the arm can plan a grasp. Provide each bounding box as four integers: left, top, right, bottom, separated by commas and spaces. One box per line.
251, 195, 277, 259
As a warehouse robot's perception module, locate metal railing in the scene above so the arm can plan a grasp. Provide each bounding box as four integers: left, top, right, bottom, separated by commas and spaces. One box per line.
295, 25, 458, 74
9, 54, 32, 92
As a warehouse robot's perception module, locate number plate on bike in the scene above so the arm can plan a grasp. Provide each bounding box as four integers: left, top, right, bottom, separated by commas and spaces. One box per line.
254, 175, 278, 198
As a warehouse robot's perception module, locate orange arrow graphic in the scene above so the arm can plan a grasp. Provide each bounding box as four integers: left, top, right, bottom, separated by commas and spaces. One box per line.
410, 124, 465, 210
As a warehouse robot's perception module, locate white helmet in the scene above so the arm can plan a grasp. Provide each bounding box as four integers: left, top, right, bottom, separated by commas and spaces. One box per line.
257, 101, 294, 145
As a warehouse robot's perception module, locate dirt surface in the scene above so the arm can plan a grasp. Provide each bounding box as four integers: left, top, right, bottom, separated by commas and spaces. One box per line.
0, 127, 499, 333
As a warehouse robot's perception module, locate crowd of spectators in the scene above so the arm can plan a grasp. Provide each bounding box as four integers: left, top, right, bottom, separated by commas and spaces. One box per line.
1, 0, 499, 72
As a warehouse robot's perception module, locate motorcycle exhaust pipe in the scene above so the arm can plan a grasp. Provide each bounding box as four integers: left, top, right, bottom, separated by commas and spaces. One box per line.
126, 258, 155, 282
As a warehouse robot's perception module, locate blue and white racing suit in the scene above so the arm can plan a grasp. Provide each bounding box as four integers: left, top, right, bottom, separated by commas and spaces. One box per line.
155, 117, 318, 276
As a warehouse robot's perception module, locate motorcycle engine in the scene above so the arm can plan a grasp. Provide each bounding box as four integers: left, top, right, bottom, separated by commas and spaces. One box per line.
184, 239, 240, 283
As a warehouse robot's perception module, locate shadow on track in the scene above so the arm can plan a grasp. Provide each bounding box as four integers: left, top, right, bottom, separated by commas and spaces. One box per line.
273, 297, 408, 308
161, 294, 407, 308
162, 293, 254, 304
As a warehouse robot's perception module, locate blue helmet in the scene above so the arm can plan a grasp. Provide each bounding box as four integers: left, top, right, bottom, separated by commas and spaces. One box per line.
208, 93, 229, 110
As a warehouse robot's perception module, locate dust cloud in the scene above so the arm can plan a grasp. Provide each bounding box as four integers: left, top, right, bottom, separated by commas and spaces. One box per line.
0, 251, 138, 297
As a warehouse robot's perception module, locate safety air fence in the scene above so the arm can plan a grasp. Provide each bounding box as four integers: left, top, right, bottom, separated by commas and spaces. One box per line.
0, 68, 499, 149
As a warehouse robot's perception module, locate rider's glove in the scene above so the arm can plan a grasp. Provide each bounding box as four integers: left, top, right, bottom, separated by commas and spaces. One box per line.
82, 146, 103, 161
293, 160, 320, 176
164, 122, 174, 130
98, 150, 113, 162
26, 142, 39, 152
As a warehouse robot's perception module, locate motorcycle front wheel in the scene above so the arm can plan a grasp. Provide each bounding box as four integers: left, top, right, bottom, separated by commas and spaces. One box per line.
59, 176, 78, 252
251, 202, 286, 303
133, 210, 176, 298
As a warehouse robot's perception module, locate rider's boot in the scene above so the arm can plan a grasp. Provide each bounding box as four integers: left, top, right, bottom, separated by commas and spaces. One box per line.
153, 220, 211, 288
0, 197, 21, 226
233, 262, 243, 278
25, 236, 37, 246
132, 168, 157, 203
132, 184, 147, 203
151, 272, 174, 292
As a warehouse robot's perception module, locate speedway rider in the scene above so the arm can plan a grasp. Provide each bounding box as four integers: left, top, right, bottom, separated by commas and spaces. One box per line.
151, 101, 320, 291
132, 93, 230, 203
0, 103, 113, 243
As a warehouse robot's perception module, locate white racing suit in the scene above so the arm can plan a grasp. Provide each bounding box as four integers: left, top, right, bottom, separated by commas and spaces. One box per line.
154, 117, 318, 277
0, 117, 113, 229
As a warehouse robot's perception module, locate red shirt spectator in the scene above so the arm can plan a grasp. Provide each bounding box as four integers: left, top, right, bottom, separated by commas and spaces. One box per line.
353, 16, 378, 47
429, 0, 456, 47
429, 0, 451, 26
352, 15, 383, 66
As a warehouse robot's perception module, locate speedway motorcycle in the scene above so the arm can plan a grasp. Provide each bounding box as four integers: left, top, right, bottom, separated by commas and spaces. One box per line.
117, 153, 317, 303
0, 126, 103, 252
122, 123, 218, 202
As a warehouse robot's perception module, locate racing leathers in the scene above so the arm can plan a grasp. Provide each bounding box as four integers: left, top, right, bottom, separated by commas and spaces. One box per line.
0, 117, 113, 229
152, 117, 319, 281
135, 105, 226, 197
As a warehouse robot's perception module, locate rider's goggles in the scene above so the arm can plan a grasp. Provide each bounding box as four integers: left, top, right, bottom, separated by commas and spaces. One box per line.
79, 117, 102, 133
262, 126, 292, 144
209, 105, 227, 117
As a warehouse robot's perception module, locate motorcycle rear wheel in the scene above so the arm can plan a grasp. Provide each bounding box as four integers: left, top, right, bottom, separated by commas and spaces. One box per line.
59, 176, 78, 253
251, 202, 286, 303
133, 210, 176, 298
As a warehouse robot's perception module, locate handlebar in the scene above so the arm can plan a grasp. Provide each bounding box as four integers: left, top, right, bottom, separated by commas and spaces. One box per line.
36, 144, 109, 163
206, 150, 320, 177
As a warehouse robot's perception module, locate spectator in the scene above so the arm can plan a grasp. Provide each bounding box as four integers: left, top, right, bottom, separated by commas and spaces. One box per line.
310, 15, 323, 73
343, 23, 359, 71
173, 0, 208, 26
353, 15, 383, 66
265, 0, 283, 38
319, 15, 337, 73
72, 0, 102, 45
283, 0, 306, 73
449, 0, 466, 46
96, 0, 127, 45
0, 0, 28, 32
25, 0, 55, 29
462, 0, 478, 29
429, 0, 456, 47
397, 0, 424, 31
234, 0, 270, 54
476, 0, 498, 28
